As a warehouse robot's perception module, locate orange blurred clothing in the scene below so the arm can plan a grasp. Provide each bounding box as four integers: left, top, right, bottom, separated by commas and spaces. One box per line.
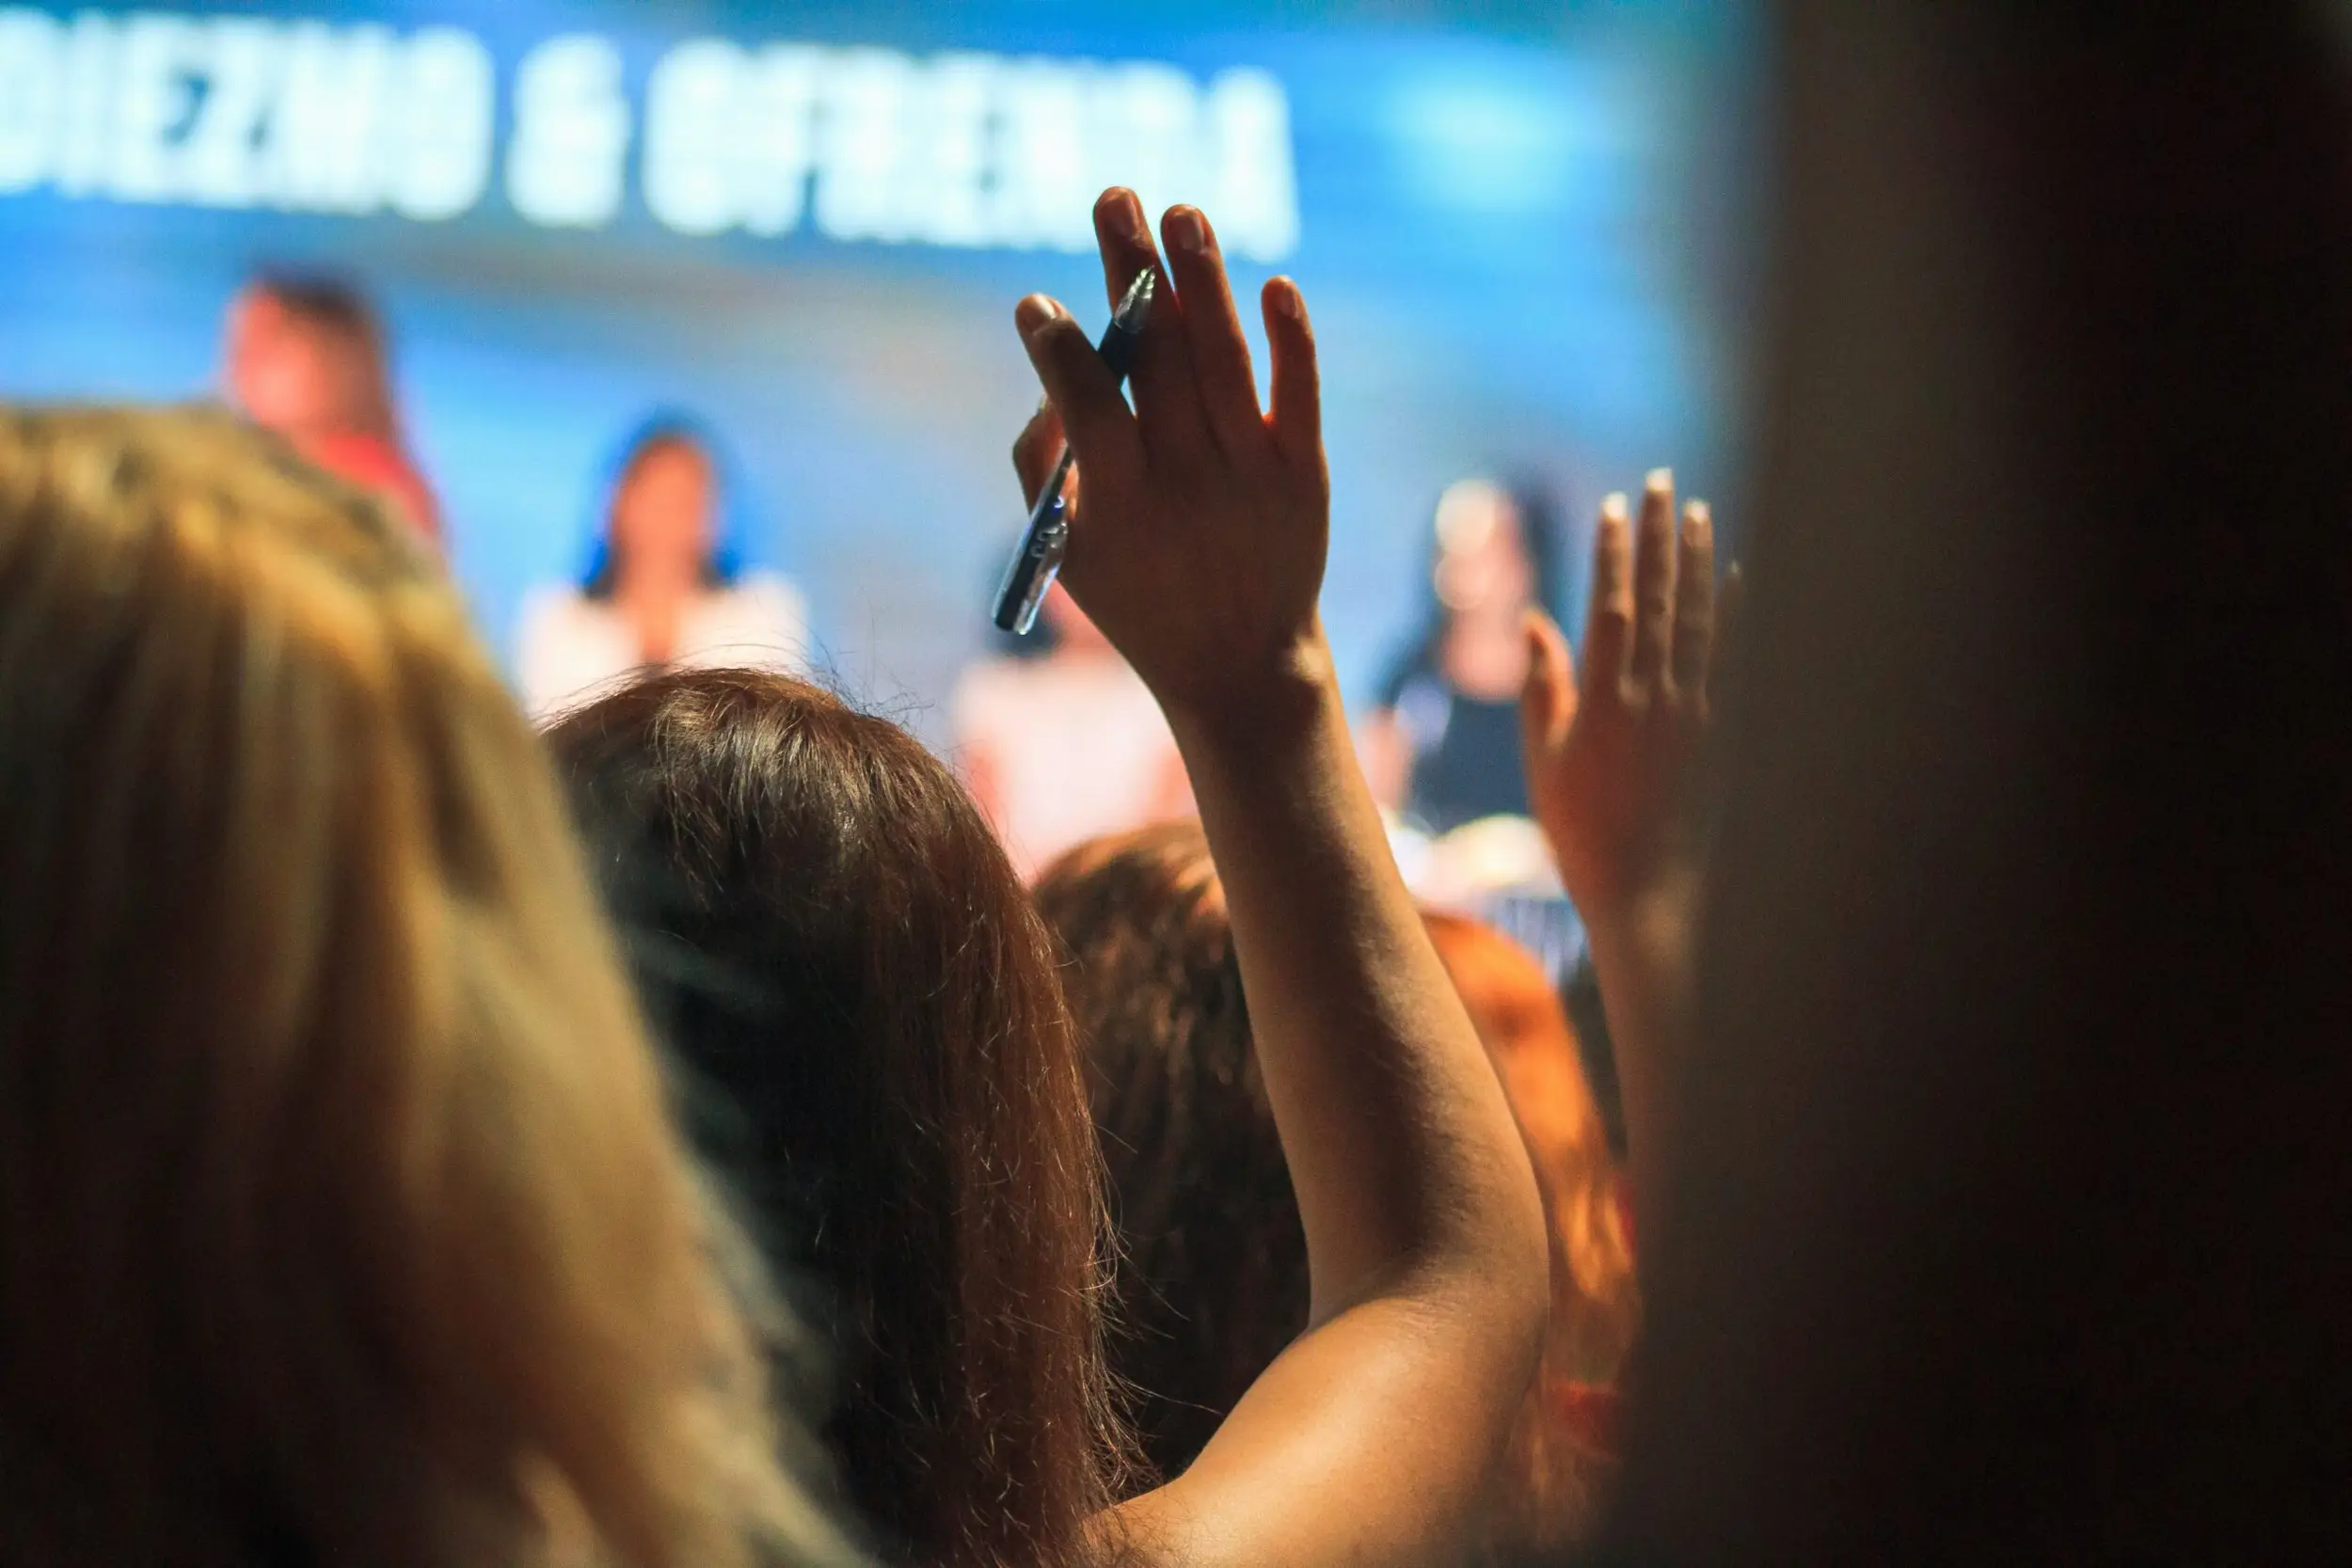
1549, 1183, 1637, 1461
294, 430, 441, 546
1549, 1377, 1624, 1458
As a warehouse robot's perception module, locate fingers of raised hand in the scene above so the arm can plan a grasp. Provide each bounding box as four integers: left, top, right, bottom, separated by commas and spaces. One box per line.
1629, 468, 1680, 692
1518, 609, 1579, 758
1670, 500, 1717, 703
1093, 186, 1158, 312
1581, 491, 1635, 703
1160, 205, 1264, 456
1092, 188, 1209, 455
1016, 294, 1142, 488
1261, 277, 1322, 478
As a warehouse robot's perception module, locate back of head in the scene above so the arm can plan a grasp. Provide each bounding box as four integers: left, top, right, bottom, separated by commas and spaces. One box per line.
1042, 829, 1639, 1542
545, 669, 1123, 1568
0, 407, 843, 1568
1033, 822, 1309, 1483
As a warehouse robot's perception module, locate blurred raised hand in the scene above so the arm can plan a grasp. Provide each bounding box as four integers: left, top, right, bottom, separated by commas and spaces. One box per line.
1011, 188, 1330, 728
1519, 468, 1724, 1215
1519, 468, 1719, 929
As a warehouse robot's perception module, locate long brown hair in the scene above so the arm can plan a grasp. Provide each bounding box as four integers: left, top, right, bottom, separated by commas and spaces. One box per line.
1031, 822, 1308, 1484
546, 668, 1131, 1568
1040, 826, 1637, 1547
0, 407, 851, 1568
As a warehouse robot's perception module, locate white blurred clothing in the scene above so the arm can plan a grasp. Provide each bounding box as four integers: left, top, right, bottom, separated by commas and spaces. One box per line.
516, 570, 808, 721
952, 653, 1189, 881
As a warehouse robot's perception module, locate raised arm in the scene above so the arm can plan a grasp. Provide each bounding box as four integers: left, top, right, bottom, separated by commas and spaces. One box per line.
1010, 188, 1549, 1567
1518, 472, 1721, 1226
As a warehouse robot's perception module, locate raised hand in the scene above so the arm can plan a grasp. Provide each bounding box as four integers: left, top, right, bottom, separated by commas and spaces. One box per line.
1010, 193, 1550, 1568
1520, 468, 1720, 1212
1010, 188, 1330, 727
1519, 468, 1718, 927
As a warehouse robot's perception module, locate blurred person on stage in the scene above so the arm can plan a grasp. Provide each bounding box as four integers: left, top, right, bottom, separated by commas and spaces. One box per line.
952, 579, 1190, 881
517, 416, 808, 721
1363, 478, 1571, 834
222, 272, 442, 545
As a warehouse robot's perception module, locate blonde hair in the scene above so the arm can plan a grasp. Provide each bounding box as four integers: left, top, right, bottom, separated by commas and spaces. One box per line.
0, 407, 856, 1568
1421, 911, 1639, 1550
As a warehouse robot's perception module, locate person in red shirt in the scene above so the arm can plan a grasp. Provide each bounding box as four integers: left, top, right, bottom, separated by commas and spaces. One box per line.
222, 272, 443, 547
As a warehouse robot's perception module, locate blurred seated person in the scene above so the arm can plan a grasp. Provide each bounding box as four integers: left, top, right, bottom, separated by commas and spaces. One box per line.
517, 417, 808, 720
1036, 824, 1635, 1556
951, 580, 1190, 880
222, 271, 442, 544
1363, 478, 1569, 832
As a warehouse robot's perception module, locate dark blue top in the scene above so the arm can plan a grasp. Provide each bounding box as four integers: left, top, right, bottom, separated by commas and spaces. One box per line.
1378, 649, 1532, 833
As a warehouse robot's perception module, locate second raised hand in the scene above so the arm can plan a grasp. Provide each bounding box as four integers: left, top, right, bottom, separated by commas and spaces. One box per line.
1520, 467, 1717, 924
1009, 188, 1330, 727
1519, 467, 1719, 1230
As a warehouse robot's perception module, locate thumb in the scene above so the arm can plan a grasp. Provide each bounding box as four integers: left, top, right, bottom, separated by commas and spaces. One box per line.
1015, 294, 1141, 487
1519, 609, 1578, 756
1010, 398, 1066, 510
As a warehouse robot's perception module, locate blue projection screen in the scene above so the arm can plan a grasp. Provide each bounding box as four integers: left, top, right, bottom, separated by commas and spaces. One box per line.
0, 0, 1754, 739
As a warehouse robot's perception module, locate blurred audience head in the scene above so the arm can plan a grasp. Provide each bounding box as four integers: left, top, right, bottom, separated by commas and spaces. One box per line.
1032, 821, 1307, 1482
582, 419, 736, 599
226, 272, 398, 440
1040, 824, 1635, 1545
0, 406, 846, 1568
545, 667, 1127, 1568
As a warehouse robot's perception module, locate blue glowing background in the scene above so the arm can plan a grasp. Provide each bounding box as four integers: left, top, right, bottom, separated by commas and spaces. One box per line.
0, 0, 1759, 740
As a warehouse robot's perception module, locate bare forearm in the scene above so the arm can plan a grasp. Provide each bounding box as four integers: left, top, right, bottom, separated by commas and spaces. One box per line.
1030, 189, 1551, 1565
1582, 888, 1701, 1235
1166, 641, 1547, 1323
